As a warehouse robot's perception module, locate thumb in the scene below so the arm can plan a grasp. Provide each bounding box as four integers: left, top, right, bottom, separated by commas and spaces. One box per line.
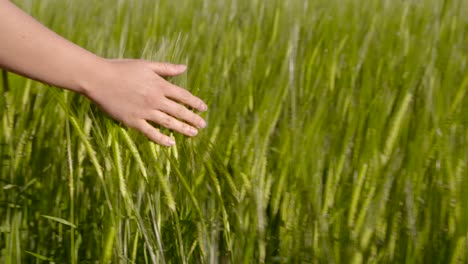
149, 62, 187, 76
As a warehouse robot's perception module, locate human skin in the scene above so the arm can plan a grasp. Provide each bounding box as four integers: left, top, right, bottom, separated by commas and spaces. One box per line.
0, 0, 208, 146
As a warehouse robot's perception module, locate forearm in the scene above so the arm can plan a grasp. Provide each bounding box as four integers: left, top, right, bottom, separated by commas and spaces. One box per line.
0, 0, 103, 94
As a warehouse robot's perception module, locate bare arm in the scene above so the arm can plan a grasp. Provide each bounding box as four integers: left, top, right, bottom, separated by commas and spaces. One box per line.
0, 0, 207, 146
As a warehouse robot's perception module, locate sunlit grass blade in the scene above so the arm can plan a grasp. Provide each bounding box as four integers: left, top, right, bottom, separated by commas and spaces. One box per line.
41, 215, 77, 228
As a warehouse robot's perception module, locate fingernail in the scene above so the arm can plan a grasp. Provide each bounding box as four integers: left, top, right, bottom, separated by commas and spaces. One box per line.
167, 138, 176, 146
201, 103, 208, 111
189, 127, 198, 136
177, 64, 187, 71
198, 119, 206, 128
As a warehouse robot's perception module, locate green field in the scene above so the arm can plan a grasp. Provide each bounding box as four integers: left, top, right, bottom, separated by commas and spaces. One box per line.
1, 0, 468, 263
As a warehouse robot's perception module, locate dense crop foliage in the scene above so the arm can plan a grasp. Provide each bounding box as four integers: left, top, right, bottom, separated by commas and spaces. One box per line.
1, 0, 468, 263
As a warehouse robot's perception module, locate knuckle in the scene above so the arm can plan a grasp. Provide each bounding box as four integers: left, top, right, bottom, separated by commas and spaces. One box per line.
179, 89, 192, 100
176, 106, 186, 116
188, 113, 198, 123
162, 116, 172, 127
152, 135, 165, 145
160, 64, 170, 73
157, 99, 169, 110
144, 94, 155, 106
141, 60, 151, 68
181, 123, 190, 131
153, 133, 164, 142
151, 131, 166, 145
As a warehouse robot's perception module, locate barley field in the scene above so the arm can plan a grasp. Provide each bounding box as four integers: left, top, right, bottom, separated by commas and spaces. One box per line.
1, 0, 468, 263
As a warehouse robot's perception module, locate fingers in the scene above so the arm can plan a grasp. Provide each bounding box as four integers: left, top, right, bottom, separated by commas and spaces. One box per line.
145, 61, 207, 111
148, 62, 187, 76
149, 110, 199, 137
138, 61, 208, 146
136, 120, 175, 147
165, 84, 208, 112
160, 99, 206, 128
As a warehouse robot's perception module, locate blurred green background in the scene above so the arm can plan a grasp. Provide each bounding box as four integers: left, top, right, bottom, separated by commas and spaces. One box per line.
1, 0, 468, 263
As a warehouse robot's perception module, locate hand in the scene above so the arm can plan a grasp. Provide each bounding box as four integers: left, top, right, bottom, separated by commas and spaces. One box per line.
83, 59, 208, 146
0, 1, 206, 146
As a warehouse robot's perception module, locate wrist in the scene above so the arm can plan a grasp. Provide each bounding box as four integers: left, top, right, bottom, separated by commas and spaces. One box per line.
74, 55, 110, 97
